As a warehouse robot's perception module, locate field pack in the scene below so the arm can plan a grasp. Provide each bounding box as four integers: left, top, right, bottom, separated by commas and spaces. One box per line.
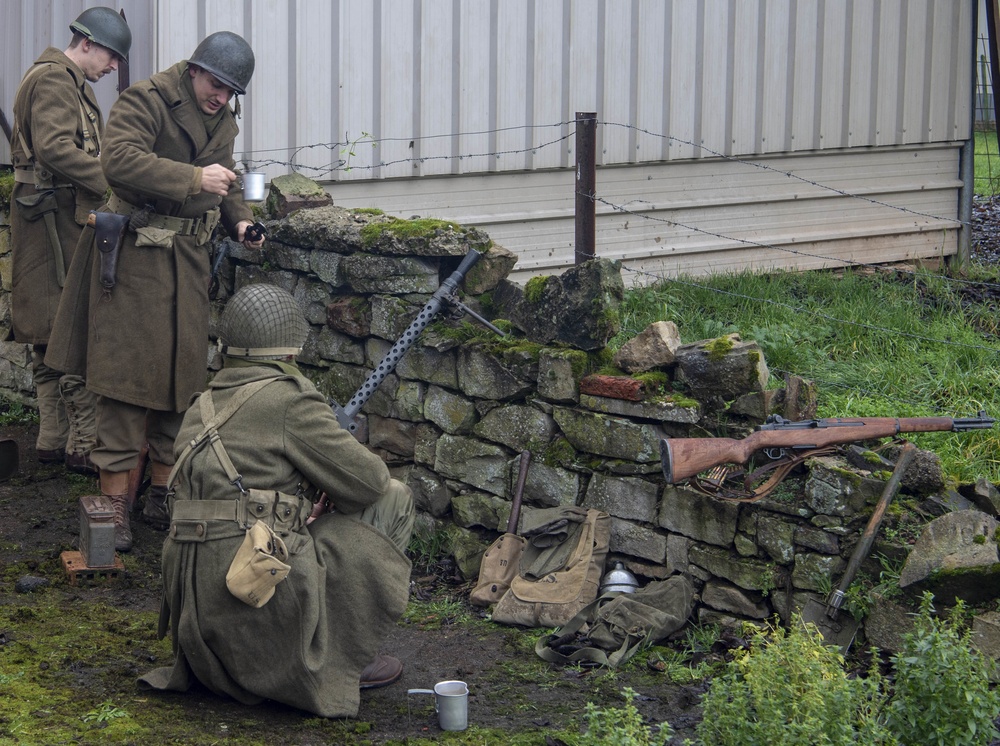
490, 506, 610, 629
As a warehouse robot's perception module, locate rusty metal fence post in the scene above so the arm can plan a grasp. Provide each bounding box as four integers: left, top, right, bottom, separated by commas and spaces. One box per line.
575, 111, 596, 264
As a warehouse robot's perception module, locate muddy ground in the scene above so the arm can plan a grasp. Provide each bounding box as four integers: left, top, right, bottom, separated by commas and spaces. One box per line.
3, 203, 1000, 745
0, 420, 709, 746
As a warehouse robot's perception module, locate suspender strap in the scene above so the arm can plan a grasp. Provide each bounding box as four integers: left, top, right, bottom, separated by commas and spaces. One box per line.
166, 378, 279, 494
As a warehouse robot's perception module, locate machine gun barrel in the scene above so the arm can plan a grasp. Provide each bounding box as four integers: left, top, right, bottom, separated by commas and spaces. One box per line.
331, 248, 491, 436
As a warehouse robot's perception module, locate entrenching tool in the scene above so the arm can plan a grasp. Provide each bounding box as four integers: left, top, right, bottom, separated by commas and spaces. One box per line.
470, 450, 531, 607
800, 441, 917, 653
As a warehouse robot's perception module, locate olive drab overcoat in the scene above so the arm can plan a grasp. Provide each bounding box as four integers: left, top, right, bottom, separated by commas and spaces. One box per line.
10, 48, 107, 344
45, 61, 254, 411
138, 366, 412, 718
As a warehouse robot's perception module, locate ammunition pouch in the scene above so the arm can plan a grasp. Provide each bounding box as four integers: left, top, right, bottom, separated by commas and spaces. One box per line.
225, 520, 290, 608
14, 189, 58, 222
93, 212, 131, 291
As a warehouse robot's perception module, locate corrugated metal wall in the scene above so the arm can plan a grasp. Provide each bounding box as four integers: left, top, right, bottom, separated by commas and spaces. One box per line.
0, 0, 154, 149
1, 0, 976, 283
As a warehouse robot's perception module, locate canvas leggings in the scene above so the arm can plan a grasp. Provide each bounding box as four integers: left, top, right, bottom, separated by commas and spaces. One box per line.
32, 347, 68, 452
92, 395, 183, 473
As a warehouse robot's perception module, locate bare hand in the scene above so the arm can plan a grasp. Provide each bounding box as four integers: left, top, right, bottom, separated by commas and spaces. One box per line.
236, 220, 265, 248
201, 164, 237, 196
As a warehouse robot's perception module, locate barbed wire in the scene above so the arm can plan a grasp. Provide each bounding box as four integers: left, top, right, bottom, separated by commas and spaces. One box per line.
243, 122, 574, 178
240, 116, 979, 229
594, 192, 1000, 294
233, 117, 1000, 416
599, 120, 977, 230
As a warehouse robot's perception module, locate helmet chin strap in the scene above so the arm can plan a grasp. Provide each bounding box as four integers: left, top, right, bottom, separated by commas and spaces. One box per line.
217, 340, 301, 358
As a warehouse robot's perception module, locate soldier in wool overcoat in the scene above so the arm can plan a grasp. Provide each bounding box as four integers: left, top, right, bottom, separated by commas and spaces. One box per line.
46, 32, 264, 552
11, 7, 131, 472
139, 285, 413, 717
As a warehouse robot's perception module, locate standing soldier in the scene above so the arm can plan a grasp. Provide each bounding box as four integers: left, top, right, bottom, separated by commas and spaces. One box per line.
10, 7, 132, 473
46, 31, 265, 552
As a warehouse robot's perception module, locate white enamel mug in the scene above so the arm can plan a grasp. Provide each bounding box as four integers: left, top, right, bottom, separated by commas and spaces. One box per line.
407, 679, 468, 731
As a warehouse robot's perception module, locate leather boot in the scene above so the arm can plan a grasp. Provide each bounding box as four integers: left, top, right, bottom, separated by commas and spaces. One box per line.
141, 460, 172, 531
33, 360, 69, 459
359, 654, 403, 689
101, 470, 132, 552
59, 375, 97, 475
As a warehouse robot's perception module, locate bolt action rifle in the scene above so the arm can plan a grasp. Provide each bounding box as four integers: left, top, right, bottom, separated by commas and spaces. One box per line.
661, 412, 994, 501
330, 247, 504, 441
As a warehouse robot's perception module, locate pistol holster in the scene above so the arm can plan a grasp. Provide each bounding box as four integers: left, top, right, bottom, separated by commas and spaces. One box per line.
92, 212, 131, 291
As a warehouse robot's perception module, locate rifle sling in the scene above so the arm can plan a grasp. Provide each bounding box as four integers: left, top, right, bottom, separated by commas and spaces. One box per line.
690, 445, 839, 502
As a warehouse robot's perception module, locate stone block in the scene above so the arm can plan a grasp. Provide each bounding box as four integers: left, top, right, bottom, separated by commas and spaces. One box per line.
582, 473, 658, 523
658, 486, 740, 547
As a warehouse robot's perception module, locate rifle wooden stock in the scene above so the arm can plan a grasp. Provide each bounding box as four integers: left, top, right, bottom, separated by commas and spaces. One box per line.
661, 416, 985, 484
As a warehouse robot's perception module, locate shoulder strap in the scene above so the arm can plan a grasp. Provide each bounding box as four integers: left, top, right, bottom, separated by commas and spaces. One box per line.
167, 378, 281, 492
533, 593, 647, 669
15, 61, 101, 169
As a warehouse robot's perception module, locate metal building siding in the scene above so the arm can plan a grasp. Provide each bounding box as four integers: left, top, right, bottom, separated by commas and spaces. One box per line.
2, 1, 972, 170
0, 0, 974, 283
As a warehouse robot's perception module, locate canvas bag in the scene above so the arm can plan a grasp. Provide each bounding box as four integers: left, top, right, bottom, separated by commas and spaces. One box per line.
491, 506, 610, 629
534, 573, 696, 668
469, 532, 527, 607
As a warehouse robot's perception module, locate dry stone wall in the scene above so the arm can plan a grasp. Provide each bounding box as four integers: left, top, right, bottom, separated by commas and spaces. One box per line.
0, 181, 951, 639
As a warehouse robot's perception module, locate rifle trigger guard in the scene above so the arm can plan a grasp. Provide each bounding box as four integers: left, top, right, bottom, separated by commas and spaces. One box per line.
763, 446, 787, 460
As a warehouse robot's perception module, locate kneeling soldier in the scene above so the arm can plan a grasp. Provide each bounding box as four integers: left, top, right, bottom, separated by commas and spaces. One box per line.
139, 284, 413, 717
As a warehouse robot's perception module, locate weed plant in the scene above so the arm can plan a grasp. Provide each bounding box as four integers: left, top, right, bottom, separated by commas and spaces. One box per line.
0, 397, 37, 427
614, 266, 1000, 484
575, 687, 672, 746
885, 594, 1000, 745
693, 618, 894, 746
674, 599, 1000, 746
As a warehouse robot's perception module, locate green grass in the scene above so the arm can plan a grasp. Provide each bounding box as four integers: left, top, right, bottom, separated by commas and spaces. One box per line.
612, 265, 1000, 485
975, 130, 1000, 196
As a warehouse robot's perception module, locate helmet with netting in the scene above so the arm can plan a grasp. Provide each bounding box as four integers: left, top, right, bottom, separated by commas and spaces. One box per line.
188, 31, 255, 95
219, 284, 308, 359
70, 7, 132, 61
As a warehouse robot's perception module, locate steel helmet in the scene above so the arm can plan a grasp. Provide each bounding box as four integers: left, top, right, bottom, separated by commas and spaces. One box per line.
69, 7, 132, 61
188, 31, 255, 95
219, 284, 308, 359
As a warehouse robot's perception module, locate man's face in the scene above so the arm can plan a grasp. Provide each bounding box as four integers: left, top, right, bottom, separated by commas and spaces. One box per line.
79, 41, 120, 82
189, 66, 235, 115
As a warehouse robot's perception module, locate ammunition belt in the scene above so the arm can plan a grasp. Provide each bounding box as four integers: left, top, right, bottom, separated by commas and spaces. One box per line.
107, 193, 217, 237
13, 167, 71, 189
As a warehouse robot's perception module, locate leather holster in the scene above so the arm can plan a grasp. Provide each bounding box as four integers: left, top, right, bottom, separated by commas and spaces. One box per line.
91, 212, 131, 291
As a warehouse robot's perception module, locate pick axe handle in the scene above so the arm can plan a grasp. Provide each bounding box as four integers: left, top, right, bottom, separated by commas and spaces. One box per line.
507, 450, 531, 534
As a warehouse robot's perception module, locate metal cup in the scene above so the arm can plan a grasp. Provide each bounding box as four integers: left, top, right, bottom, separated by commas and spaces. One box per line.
241, 171, 266, 202
407, 680, 468, 731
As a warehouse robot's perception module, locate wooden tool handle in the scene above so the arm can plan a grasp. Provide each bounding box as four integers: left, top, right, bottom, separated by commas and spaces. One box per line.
507, 450, 531, 534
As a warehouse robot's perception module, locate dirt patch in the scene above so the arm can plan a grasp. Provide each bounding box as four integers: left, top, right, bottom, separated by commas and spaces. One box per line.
0, 420, 703, 745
